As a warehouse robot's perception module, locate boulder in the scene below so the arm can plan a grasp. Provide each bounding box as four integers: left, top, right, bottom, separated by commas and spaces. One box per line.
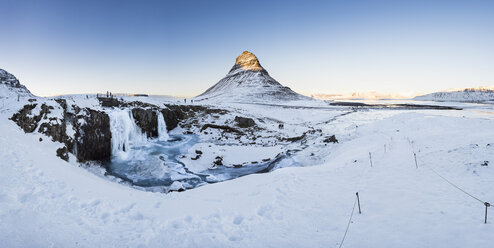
323, 135, 338, 143
56, 146, 69, 161
234, 116, 256, 128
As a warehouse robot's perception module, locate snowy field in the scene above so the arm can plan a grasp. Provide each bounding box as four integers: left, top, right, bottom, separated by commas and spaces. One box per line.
1, 97, 494, 247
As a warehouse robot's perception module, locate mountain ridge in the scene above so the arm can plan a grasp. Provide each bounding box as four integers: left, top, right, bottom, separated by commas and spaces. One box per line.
414, 86, 494, 102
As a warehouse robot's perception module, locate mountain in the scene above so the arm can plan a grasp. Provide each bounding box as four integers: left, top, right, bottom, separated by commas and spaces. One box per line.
312, 91, 409, 100
414, 87, 494, 102
0, 68, 32, 98
195, 51, 311, 103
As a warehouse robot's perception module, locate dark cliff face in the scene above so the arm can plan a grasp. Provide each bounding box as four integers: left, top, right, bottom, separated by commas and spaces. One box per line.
10, 104, 41, 132
10, 102, 68, 143
10, 99, 112, 163
132, 108, 158, 138
10, 99, 229, 164
74, 109, 112, 162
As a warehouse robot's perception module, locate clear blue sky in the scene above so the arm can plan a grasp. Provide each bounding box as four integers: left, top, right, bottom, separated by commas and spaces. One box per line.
2, 0, 494, 97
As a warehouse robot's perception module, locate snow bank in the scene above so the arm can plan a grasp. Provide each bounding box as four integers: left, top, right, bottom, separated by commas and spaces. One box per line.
1, 100, 494, 247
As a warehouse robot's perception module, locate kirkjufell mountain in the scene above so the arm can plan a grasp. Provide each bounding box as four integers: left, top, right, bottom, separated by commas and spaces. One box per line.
195, 51, 311, 103
0, 68, 32, 98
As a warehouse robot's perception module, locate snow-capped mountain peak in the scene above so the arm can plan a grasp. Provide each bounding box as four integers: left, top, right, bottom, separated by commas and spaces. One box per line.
195, 51, 310, 103
234, 51, 264, 71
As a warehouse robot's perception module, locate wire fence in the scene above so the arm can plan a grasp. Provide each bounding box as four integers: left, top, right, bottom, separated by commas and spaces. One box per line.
338, 196, 357, 248
425, 164, 486, 204
335, 136, 492, 247
409, 139, 492, 225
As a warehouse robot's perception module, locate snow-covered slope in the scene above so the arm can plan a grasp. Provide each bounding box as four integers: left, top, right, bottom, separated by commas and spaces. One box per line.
2, 102, 494, 247
414, 87, 494, 102
0, 68, 32, 98
195, 51, 312, 103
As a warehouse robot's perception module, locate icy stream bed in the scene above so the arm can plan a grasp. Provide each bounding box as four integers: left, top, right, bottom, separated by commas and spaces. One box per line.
106, 134, 287, 191
106, 109, 287, 192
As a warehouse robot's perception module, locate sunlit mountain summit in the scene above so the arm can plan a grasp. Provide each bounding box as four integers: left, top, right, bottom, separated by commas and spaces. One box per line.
195, 51, 310, 103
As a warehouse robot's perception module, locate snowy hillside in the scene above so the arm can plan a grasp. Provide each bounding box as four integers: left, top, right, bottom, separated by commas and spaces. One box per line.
1, 97, 494, 247
414, 87, 494, 102
0, 68, 32, 98
1, 67, 494, 247
195, 51, 313, 103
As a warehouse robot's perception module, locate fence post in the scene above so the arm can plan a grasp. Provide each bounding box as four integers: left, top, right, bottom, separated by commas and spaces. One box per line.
356, 192, 362, 214
369, 152, 373, 168
485, 202, 491, 224
414, 152, 418, 169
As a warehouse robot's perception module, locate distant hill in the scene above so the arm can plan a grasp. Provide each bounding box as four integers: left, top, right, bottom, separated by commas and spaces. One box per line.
312, 91, 409, 100
414, 87, 494, 102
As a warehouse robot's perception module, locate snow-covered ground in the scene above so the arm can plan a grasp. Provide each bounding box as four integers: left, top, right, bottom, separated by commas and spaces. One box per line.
1, 97, 494, 247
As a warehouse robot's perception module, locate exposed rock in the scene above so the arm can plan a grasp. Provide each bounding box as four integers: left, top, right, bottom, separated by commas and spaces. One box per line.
282, 133, 306, 142
323, 135, 338, 143
235, 51, 264, 71
234, 116, 256, 128
213, 156, 223, 166
38, 119, 66, 143
0, 68, 32, 97
10, 104, 40, 132
98, 97, 122, 107
191, 150, 203, 160
131, 108, 158, 138
168, 181, 186, 192
160, 108, 183, 131
56, 147, 69, 161
74, 109, 112, 162
161, 104, 228, 130
200, 124, 243, 134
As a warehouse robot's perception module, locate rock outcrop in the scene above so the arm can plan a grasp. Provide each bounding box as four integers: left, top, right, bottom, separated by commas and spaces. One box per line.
234, 116, 256, 128
74, 109, 112, 162
10, 104, 42, 132
11, 100, 112, 163
162, 104, 228, 131
0, 68, 32, 98
10, 98, 231, 163
132, 108, 158, 138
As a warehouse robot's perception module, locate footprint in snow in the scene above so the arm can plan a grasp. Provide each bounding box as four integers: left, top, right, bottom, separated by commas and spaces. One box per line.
233, 216, 244, 225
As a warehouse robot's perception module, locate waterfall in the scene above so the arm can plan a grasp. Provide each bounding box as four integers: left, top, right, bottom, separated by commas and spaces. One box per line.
109, 109, 147, 160
157, 111, 170, 141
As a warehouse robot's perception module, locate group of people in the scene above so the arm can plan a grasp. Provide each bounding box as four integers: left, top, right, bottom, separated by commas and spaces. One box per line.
96, 91, 114, 98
